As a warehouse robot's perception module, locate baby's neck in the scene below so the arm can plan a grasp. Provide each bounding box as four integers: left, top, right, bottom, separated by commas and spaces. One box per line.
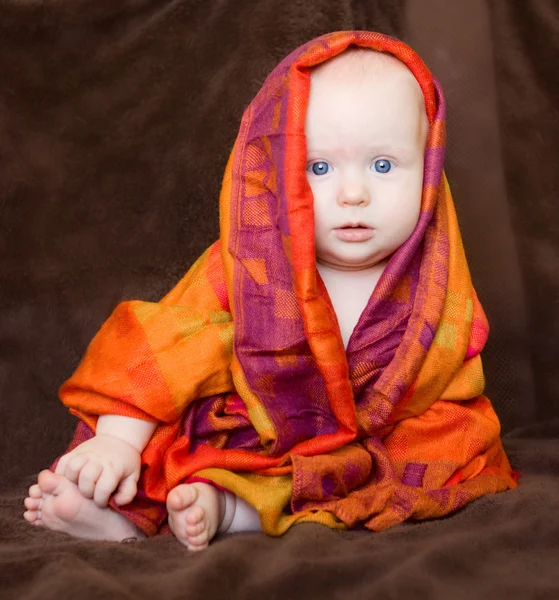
316, 260, 388, 348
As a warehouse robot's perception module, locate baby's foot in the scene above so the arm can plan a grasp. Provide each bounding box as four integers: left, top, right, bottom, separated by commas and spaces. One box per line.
167, 482, 231, 551
23, 470, 143, 542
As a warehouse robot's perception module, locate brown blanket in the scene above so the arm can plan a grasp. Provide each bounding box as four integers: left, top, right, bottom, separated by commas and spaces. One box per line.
1, 0, 558, 598
3, 422, 559, 599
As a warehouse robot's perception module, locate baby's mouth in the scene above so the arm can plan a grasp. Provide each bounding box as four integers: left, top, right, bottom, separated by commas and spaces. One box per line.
333, 223, 374, 242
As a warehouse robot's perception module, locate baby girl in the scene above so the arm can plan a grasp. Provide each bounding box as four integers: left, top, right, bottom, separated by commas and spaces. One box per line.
23, 32, 517, 550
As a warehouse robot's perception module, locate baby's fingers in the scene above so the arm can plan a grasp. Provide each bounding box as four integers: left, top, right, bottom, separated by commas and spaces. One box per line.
112, 473, 138, 506
93, 467, 119, 507
77, 460, 103, 499
54, 453, 69, 476
61, 453, 89, 484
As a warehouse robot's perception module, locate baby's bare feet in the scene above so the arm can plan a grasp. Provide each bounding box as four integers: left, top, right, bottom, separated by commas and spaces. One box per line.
23, 470, 143, 542
167, 483, 231, 551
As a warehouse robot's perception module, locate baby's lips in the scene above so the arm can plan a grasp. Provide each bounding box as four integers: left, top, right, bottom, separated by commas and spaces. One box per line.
333, 227, 374, 242
339, 221, 371, 229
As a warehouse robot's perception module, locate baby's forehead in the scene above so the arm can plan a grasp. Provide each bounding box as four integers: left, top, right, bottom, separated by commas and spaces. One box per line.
311, 48, 414, 84
306, 49, 429, 147
309, 48, 427, 120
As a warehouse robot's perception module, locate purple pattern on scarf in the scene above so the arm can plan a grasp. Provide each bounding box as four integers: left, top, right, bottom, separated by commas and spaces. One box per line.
423, 148, 445, 186
419, 321, 436, 350
402, 462, 428, 487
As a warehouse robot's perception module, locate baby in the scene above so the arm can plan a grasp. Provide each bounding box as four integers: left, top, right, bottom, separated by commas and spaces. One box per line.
23, 34, 516, 549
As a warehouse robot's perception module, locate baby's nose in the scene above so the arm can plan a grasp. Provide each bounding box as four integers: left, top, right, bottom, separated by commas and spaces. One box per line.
338, 176, 370, 206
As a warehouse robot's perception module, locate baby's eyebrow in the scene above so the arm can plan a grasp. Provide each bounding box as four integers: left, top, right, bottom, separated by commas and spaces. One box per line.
382, 146, 414, 161
365, 142, 413, 154
306, 144, 416, 161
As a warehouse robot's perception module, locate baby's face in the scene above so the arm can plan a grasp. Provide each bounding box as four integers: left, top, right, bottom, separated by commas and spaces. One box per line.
305, 55, 428, 271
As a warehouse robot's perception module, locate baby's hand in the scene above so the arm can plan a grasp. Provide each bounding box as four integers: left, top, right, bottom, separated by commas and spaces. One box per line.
55, 434, 141, 507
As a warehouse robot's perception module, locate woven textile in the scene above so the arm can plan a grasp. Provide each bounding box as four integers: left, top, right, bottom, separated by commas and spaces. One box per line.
58, 31, 517, 536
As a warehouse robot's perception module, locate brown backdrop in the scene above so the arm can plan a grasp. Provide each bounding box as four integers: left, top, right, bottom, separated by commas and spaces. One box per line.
1, 1, 558, 598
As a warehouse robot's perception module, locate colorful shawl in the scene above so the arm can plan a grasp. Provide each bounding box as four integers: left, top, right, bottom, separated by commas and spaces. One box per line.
59, 31, 518, 536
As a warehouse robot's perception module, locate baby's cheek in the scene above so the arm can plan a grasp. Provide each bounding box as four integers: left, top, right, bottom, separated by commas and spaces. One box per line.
401, 211, 421, 244
383, 210, 417, 249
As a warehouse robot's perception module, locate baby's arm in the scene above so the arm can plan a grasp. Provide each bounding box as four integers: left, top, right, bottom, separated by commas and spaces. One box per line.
55, 415, 157, 508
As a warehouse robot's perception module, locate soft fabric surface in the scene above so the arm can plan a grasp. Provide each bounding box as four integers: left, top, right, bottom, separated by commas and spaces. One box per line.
1, 0, 558, 598
2, 422, 559, 599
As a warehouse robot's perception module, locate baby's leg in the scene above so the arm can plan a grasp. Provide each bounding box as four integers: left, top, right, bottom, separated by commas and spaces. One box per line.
23, 470, 143, 541
167, 483, 261, 551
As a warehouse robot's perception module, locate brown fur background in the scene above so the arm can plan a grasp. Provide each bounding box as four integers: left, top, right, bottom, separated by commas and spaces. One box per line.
1, 1, 558, 598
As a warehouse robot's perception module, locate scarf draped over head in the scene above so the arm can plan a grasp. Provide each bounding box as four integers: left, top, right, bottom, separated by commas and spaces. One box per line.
59, 31, 517, 536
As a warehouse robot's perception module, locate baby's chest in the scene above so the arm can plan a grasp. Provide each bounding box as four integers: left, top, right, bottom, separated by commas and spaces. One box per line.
327, 284, 373, 348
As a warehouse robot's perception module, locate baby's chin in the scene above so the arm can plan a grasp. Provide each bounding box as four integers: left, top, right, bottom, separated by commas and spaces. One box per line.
314, 237, 394, 272
316, 252, 388, 272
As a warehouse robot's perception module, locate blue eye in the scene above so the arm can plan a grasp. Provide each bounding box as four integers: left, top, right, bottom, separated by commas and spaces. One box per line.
308, 161, 331, 176
373, 159, 392, 173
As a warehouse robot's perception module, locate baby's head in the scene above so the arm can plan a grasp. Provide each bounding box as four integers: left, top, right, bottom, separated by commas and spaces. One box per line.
305, 48, 429, 272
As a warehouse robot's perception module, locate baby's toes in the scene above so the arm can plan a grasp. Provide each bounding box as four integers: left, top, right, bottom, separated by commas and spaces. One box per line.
185, 519, 206, 538
28, 484, 43, 499
185, 505, 205, 526
167, 484, 197, 513
187, 529, 210, 550
24, 497, 42, 510
23, 508, 41, 524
